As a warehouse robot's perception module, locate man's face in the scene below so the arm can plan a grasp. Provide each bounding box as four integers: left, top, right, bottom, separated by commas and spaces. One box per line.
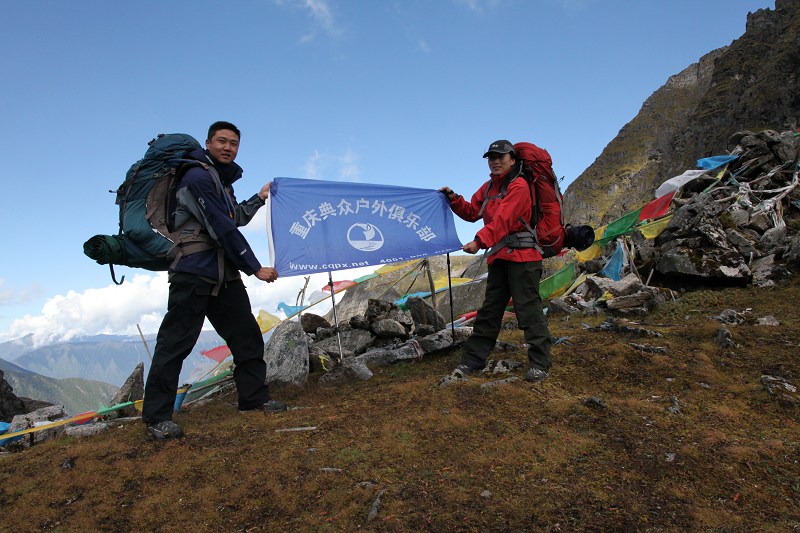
206, 129, 240, 164
487, 152, 514, 177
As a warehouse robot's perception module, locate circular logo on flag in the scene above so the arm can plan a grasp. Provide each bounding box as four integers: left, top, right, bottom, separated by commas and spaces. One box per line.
347, 223, 384, 251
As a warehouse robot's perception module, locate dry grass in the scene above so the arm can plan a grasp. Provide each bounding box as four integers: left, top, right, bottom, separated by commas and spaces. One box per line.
2, 277, 800, 532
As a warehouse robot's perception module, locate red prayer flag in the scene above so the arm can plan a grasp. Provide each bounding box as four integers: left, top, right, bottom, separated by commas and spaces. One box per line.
638, 191, 676, 222
72, 411, 96, 425
201, 345, 231, 363
322, 280, 357, 293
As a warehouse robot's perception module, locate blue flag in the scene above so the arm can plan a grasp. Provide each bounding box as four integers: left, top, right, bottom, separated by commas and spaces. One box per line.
267, 177, 463, 276
696, 155, 738, 170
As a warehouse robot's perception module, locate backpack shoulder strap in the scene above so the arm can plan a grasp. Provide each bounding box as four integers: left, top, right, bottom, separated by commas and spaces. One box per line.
477, 164, 526, 217
170, 160, 230, 296
477, 179, 493, 217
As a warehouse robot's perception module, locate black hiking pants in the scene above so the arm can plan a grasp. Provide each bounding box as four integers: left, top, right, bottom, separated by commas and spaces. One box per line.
142, 273, 270, 424
460, 259, 552, 372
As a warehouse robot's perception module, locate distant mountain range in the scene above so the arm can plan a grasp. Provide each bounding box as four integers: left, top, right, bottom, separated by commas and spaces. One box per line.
10, 335, 153, 386
0, 359, 118, 415
0, 330, 230, 411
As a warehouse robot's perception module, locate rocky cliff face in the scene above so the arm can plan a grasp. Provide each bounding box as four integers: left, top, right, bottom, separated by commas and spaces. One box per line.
564, 0, 800, 227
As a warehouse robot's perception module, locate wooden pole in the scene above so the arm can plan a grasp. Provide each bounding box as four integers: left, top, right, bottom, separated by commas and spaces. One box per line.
136, 324, 153, 363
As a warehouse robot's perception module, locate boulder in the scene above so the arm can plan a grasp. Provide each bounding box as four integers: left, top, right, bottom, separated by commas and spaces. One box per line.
784, 233, 800, 265
547, 298, 578, 315
405, 296, 446, 332
65, 422, 109, 438
761, 375, 800, 407
629, 230, 658, 266
606, 287, 661, 311
656, 246, 751, 282
725, 228, 759, 258
747, 211, 773, 233
264, 320, 309, 386
301, 313, 331, 334
7, 405, 68, 447
757, 226, 787, 254
308, 345, 333, 374
697, 222, 733, 250
586, 273, 643, 297
348, 315, 370, 330
750, 254, 791, 288
371, 318, 409, 339
318, 358, 373, 385
107, 362, 144, 419
726, 207, 750, 228
415, 324, 437, 336
0, 370, 26, 422
665, 193, 724, 237
314, 328, 375, 356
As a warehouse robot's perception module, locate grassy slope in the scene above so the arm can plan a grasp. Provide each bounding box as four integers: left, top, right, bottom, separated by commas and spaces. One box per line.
1, 276, 799, 531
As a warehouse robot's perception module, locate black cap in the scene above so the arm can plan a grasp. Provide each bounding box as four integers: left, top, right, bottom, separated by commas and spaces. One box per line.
483, 139, 515, 158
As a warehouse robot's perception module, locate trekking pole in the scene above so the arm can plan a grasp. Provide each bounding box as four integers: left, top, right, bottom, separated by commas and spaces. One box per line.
446, 253, 455, 346
327, 271, 344, 362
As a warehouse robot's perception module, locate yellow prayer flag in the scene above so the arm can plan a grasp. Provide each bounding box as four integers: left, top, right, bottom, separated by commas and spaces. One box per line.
432, 275, 473, 291
576, 243, 602, 262
257, 310, 282, 334
375, 260, 418, 274
639, 215, 673, 240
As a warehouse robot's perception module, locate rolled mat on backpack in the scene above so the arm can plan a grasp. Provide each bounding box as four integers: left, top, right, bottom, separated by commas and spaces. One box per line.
83, 235, 126, 265
564, 224, 595, 252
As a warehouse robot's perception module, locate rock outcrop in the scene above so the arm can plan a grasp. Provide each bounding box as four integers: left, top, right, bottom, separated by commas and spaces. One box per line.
0, 370, 26, 422
564, 0, 800, 228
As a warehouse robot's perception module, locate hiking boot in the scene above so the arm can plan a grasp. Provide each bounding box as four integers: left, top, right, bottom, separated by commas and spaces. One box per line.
451, 364, 474, 379
240, 399, 288, 414
147, 420, 184, 440
524, 367, 549, 383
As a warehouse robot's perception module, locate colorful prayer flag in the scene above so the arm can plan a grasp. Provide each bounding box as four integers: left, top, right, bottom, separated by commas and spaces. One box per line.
638, 191, 676, 222
539, 263, 575, 299
599, 209, 642, 244
322, 280, 357, 292
256, 310, 282, 334
201, 345, 232, 363
638, 215, 673, 240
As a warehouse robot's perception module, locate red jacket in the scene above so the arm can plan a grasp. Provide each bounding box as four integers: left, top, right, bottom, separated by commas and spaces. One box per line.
449, 172, 543, 265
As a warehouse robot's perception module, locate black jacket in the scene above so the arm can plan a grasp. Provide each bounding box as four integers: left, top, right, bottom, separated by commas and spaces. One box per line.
170, 148, 265, 281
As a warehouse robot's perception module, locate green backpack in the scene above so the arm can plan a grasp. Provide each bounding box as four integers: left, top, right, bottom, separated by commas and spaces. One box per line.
83, 133, 217, 284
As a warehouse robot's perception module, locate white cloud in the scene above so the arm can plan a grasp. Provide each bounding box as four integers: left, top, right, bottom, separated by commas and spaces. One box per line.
2, 273, 169, 345
274, 0, 342, 42
0, 279, 44, 306
454, 0, 483, 11
452, 0, 506, 12
302, 149, 361, 182
1, 266, 376, 346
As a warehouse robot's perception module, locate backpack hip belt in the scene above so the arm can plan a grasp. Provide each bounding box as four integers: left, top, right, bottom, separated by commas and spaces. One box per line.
486, 230, 538, 256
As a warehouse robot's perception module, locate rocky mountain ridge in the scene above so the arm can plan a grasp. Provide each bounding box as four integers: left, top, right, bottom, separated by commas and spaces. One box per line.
564, 0, 800, 227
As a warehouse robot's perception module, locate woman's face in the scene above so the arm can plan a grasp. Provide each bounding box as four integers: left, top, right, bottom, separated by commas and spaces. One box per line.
487, 152, 515, 177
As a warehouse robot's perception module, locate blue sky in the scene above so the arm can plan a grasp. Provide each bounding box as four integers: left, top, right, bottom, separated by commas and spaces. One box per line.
0, 0, 773, 344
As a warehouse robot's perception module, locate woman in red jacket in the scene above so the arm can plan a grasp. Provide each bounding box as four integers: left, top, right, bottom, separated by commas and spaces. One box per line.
440, 140, 552, 382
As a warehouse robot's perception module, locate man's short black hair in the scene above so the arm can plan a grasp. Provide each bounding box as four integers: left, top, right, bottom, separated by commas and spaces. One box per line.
208, 121, 241, 141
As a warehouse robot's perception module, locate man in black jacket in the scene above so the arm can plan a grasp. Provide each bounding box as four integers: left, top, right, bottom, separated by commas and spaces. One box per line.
143, 121, 286, 440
